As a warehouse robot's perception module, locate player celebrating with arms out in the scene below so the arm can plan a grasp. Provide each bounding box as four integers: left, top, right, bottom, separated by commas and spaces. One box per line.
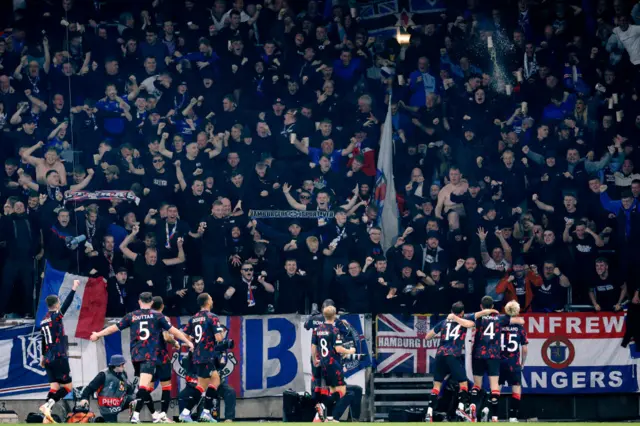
500, 300, 528, 422
180, 293, 226, 423
90, 292, 193, 424
469, 296, 525, 422
424, 301, 500, 422
39, 279, 81, 423
311, 305, 356, 422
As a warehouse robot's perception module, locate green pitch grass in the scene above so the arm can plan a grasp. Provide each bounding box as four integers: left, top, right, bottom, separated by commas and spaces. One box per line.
9, 423, 636, 425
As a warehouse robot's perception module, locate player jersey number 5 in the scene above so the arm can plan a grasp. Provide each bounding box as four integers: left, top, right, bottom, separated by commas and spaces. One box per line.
139, 321, 151, 340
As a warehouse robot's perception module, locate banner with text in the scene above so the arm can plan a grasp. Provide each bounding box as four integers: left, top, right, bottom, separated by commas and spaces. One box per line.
375, 313, 640, 394
0, 315, 371, 400
522, 312, 639, 394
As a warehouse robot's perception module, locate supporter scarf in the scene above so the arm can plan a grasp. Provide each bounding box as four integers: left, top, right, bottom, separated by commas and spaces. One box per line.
27, 74, 40, 94
245, 278, 256, 307
174, 92, 187, 110
105, 250, 115, 278
114, 279, 126, 305
249, 209, 335, 219
523, 52, 537, 79
166, 220, 177, 249
47, 185, 62, 202
86, 219, 97, 244
64, 190, 141, 205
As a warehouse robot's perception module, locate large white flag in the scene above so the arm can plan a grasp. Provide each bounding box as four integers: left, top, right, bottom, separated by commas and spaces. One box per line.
374, 102, 399, 252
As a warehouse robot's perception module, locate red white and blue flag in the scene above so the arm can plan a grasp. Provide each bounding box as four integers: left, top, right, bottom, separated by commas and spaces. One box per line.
376, 314, 438, 374
35, 262, 108, 339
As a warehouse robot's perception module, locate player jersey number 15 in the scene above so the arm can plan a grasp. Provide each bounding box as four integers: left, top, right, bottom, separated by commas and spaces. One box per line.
501, 333, 518, 352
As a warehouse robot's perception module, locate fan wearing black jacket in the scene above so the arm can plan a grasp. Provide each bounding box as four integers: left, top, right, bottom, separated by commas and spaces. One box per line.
362, 256, 397, 315
449, 257, 487, 309
334, 261, 369, 314
276, 259, 308, 314
0, 198, 40, 317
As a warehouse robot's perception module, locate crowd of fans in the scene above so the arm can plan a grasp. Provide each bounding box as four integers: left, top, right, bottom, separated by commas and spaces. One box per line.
0, 0, 638, 320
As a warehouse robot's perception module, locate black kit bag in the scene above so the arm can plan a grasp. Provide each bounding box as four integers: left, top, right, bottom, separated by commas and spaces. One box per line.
283, 390, 316, 422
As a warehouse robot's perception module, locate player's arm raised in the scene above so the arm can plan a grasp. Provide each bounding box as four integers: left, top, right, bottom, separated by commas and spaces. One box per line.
474, 308, 499, 319
447, 313, 475, 328
120, 225, 140, 261
60, 280, 81, 316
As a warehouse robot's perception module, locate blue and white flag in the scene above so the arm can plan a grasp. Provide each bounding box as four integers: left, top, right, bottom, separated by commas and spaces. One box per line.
374, 102, 400, 251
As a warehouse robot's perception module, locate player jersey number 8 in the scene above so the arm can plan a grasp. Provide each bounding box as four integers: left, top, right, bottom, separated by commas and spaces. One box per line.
320, 338, 329, 357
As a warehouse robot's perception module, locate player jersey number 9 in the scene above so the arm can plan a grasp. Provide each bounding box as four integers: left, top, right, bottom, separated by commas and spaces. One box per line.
501, 332, 518, 352
320, 338, 329, 357
445, 322, 461, 340
194, 324, 203, 343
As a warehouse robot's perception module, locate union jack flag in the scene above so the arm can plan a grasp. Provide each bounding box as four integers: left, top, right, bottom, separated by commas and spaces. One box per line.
375, 314, 437, 374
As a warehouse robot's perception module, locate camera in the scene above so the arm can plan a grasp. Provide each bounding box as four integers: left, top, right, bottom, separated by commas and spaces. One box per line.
215, 339, 234, 352
344, 354, 366, 361
66, 234, 87, 249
